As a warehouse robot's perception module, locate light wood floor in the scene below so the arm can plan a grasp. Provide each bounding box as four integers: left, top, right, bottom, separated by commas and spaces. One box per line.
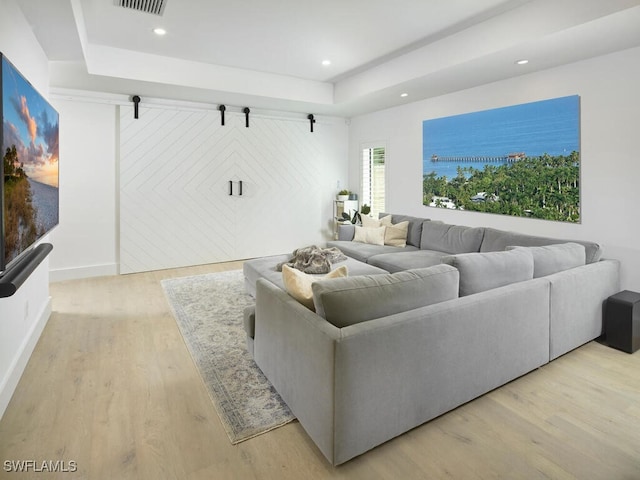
1, 261, 639, 479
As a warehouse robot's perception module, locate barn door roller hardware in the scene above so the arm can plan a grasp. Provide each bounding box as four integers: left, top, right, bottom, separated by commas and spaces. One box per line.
307, 114, 316, 133
243, 107, 250, 128
218, 104, 226, 126
131, 95, 141, 119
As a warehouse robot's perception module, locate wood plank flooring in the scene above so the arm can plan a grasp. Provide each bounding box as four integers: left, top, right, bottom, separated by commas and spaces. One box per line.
1, 261, 639, 479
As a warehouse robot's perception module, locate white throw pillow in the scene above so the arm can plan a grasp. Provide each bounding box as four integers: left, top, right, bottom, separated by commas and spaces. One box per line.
384, 221, 409, 247
282, 264, 348, 310
361, 215, 393, 228
353, 225, 386, 246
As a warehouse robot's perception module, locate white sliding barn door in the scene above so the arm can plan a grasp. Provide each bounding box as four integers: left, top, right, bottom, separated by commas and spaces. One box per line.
119, 105, 338, 274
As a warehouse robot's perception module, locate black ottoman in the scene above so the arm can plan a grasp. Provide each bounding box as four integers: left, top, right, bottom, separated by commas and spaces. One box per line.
604, 290, 640, 353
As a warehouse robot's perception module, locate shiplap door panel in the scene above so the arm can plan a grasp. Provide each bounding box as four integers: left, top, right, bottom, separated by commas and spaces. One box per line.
231, 115, 326, 259
119, 105, 330, 274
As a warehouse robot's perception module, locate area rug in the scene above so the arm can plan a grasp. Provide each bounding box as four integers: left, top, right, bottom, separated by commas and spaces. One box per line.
161, 269, 295, 444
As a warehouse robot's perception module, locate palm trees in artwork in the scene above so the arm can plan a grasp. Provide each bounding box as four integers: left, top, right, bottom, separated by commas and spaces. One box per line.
422, 152, 580, 222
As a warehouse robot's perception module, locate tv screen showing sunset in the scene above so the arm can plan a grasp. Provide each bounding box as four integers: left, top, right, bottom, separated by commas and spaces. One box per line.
1, 53, 59, 270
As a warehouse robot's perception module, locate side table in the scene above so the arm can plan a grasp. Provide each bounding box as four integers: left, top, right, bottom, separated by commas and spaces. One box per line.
604, 290, 640, 354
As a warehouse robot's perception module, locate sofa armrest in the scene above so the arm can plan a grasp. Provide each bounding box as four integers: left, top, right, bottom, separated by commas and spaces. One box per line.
547, 259, 620, 359
254, 279, 341, 463
337, 223, 355, 241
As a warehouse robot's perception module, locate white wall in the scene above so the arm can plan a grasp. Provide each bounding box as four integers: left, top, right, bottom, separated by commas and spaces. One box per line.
0, 0, 53, 418
48, 99, 117, 280
47, 96, 349, 279
348, 46, 640, 291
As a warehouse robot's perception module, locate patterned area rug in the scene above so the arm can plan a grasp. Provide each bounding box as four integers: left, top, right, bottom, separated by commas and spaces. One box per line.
161, 269, 295, 444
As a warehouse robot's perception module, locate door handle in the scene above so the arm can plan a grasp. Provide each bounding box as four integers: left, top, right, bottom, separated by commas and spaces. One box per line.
229, 180, 243, 196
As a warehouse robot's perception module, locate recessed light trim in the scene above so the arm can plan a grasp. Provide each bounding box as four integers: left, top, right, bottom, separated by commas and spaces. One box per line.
321, 59, 331, 66
515, 59, 529, 65
153, 27, 167, 36
400, 93, 409, 98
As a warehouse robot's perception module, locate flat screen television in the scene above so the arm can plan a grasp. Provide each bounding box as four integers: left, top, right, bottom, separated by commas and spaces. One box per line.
1, 52, 59, 276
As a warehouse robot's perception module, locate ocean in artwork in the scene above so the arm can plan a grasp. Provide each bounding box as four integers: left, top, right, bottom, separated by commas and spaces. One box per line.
422, 95, 580, 178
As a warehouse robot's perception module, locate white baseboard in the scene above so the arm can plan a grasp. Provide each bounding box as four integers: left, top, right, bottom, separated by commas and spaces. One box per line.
0, 297, 52, 420
50, 263, 118, 282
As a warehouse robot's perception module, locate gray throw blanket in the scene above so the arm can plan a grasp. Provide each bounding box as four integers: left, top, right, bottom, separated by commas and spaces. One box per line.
277, 245, 347, 274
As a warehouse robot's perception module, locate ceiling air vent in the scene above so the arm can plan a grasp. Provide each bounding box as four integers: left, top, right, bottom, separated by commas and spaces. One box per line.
114, 0, 167, 16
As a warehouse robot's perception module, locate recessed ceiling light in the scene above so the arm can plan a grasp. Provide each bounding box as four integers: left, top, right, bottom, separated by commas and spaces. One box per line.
153, 27, 167, 36
400, 93, 409, 98
321, 59, 331, 66
515, 59, 529, 65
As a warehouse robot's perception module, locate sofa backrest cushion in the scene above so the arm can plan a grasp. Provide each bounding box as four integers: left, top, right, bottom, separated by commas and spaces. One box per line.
420, 221, 485, 254
506, 242, 586, 278
441, 248, 534, 296
480, 227, 602, 264
311, 264, 459, 328
381, 213, 425, 248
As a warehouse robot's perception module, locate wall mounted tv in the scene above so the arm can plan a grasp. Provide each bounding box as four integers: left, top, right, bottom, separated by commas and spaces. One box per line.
1, 52, 59, 276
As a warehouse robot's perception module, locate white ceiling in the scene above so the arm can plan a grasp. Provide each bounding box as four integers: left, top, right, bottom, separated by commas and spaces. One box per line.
16, 0, 640, 117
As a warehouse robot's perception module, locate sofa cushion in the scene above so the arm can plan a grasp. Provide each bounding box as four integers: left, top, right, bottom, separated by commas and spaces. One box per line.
384, 221, 409, 247
420, 221, 485, 254
506, 242, 586, 278
312, 264, 459, 328
336, 223, 355, 241
480, 227, 602, 264
326, 240, 419, 263
441, 248, 534, 296
353, 225, 386, 245
381, 213, 425, 248
282, 264, 348, 310
367, 250, 447, 273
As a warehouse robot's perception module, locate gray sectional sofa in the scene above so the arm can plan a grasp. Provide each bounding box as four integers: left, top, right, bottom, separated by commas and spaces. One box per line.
242, 213, 620, 466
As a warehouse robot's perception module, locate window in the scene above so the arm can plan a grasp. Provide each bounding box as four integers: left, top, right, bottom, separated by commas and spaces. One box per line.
361, 145, 386, 218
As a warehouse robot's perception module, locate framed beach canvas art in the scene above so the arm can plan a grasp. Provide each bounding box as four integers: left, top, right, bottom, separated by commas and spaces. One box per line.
422, 95, 580, 222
